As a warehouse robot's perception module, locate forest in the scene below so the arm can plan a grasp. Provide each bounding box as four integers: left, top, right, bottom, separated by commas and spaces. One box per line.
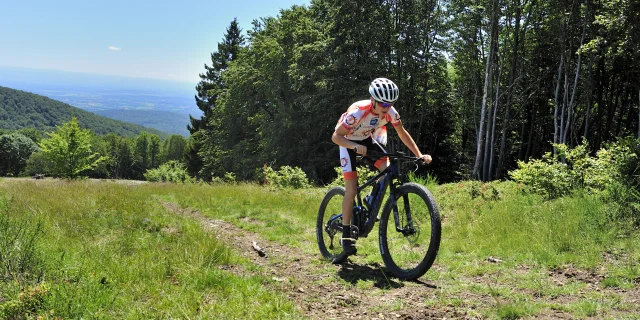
0, 121, 187, 180
1, 0, 638, 186
186, 0, 639, 184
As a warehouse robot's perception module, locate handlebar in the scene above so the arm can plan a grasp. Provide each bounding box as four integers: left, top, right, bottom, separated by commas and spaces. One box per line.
360, 150, 428, 166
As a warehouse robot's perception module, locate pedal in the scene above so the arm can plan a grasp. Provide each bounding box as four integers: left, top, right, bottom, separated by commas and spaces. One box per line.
349, 225, 359, 240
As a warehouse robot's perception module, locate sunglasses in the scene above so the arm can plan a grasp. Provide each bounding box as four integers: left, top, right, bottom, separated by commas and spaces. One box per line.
378, 101, 393, 108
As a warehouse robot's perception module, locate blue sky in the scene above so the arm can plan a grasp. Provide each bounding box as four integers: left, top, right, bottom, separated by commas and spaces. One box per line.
1, 0, 310, 84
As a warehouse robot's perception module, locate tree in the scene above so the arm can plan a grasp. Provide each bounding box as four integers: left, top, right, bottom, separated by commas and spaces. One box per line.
0, 133, 39, 176
161, 134, 187, 162
86, 134, 111, 178
23, 152, 50, 177
189, 18, 245, 133
472, 0, 500, 181
148, 134, 161, 168
132, 132, 151, 179
39, 117, 106, 178
186, 18, 245, 179
186, 0, 640, 184
102, 133, 135, 179
16, 128, 43, 144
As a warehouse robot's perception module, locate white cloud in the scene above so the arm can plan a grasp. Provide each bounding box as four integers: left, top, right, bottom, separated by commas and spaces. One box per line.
108, 46, 121, 51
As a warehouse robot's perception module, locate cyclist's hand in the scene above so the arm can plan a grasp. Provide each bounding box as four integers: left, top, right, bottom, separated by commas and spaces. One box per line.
354, 144, 367, 156
419, 154, 432, 164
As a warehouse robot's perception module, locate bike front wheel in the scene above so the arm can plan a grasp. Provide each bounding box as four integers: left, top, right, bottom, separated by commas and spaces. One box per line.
316, 186, 346, 260
378, 182, 441, 280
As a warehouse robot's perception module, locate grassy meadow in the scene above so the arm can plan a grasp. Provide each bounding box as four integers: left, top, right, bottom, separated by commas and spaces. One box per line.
1, 178, 639, 319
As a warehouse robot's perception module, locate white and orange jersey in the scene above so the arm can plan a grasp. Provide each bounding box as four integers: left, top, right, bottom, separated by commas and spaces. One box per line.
335, 100, 401, 142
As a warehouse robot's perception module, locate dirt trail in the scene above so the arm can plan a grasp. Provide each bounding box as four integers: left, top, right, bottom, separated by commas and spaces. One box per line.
161, 202, 640, 320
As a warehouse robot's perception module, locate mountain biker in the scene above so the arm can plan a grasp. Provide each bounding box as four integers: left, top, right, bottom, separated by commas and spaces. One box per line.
331, 77, 432, 264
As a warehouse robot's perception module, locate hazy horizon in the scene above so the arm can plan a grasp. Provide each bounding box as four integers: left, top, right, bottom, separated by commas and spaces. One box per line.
0, 65, 196, 95
0, 66, 202, 135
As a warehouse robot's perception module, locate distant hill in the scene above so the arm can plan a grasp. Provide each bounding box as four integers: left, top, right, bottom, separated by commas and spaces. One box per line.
94, 109, 190, 136
0, 86, 168, 138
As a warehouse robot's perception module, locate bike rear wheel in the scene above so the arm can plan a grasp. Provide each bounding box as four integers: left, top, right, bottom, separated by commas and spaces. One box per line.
316, 186, 346, 260
378, 182, 441, 280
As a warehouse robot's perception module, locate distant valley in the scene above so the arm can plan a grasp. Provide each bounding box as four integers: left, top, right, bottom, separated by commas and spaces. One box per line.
0, 66, 202, 136
94, 109, 191, 136
0, 86, 169, 138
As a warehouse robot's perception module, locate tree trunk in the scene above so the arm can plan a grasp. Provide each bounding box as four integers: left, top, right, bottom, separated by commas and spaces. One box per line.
562, 1, 587, 144
622, 87, 633, 136
583, 54, 594, 139
561, 68, 569, 144
473, 0, 499, 181
525, 103, 537, 161
489, 54, 505, 180
595, 58, 606, 150
497, 0, 522, 179
604, 75, 618, 142
553, 54, 564, 147
482, 79, 493, 180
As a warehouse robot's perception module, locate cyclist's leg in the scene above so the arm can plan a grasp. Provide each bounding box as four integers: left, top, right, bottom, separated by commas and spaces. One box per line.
342, 179, 357, 226
334, 146, 358, 264
339, 145, 358, 227
363, 137, 388, 220
360, 136, 389, 172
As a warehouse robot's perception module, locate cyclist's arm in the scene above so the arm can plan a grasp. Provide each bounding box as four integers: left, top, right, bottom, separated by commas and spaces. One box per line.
332, 126, 356, 148
394, 122, 431, 162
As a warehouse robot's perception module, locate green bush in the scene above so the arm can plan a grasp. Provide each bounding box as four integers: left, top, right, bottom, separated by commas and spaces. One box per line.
144, 161, 194, 183
510, 139, 638, 199
509, 138, 640, 223
223, 172, 236, 184
261, 165, 310, 189
0, 284, 50, 319
23, 151, 51, 177
509, 152, 574, 199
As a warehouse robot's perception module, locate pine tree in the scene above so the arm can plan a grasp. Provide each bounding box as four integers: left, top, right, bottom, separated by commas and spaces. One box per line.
186, 18, 245, 179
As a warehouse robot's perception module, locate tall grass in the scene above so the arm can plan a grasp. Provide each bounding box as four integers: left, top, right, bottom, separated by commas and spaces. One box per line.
0, 180, 299, 319
433, 181, 639, 273
163, 179, 639, 277
1, 178, 639, 318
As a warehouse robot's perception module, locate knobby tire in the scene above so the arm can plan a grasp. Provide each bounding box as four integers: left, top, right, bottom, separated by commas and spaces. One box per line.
316, 186, 345, 260
378, 182, 441, 280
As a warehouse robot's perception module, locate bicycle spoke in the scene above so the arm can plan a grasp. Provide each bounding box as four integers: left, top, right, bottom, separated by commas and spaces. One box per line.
388, 192, 430, 258
316, 187, 346, 259
379, 183, 441, 280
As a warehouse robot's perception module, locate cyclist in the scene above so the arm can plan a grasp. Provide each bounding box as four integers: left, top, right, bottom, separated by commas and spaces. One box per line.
331, 77, 432, 264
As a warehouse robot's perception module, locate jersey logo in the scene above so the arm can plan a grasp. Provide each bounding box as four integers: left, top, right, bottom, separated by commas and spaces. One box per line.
345, 115, 356, 126
340, 157, 349, 167
370, 118, 379, 126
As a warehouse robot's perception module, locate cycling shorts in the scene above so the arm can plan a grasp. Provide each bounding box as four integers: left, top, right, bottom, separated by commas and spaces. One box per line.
339, 137, 388, 180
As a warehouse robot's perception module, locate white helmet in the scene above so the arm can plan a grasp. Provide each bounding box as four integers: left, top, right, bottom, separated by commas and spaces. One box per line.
369, 78, 399, 103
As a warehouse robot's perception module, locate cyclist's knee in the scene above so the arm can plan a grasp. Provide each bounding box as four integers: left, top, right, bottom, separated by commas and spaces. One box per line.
344, 179, 357, 192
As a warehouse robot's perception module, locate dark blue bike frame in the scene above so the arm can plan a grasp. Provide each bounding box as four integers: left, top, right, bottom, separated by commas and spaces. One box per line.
327, 152, 417, 238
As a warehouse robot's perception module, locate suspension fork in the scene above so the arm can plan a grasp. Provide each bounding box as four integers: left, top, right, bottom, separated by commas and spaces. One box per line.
390, 182, 417, 235
389, 181, 403, 231
402, 193, 417, 234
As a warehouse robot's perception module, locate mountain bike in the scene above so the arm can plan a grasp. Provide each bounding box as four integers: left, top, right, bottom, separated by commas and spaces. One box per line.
316, 151, 441, 280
